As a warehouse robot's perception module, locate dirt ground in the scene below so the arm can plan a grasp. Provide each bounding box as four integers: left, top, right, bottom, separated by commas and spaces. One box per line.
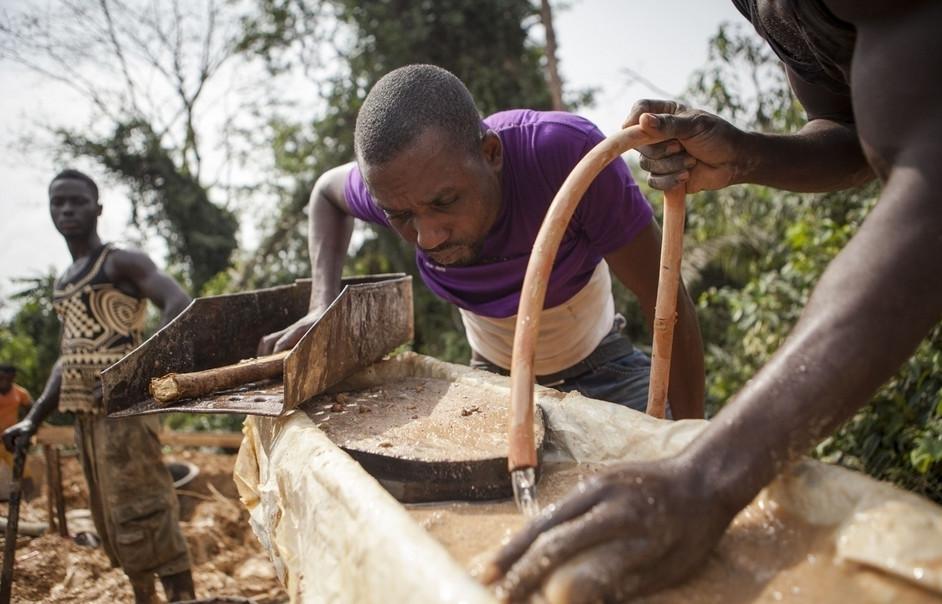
1, 446, 287, 603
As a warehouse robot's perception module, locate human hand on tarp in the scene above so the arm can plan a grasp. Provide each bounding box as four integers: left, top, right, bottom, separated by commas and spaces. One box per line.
482, 457, 735, 603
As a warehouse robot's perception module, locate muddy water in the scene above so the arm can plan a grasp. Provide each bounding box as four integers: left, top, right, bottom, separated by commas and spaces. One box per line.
407, 462, 938, 603
407, 462, 608, 573
307, 378, 936, 602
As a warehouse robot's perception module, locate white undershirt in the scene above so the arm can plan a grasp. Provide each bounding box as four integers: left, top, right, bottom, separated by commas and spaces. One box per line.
460, 261, 615, 376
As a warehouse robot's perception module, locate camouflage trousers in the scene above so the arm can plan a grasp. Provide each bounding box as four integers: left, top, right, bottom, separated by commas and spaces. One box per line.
74, 413, 191, 580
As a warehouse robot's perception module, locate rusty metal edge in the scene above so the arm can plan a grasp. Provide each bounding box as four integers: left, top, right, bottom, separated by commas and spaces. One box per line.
106, 274, 412, 418
282, 275, 413, 412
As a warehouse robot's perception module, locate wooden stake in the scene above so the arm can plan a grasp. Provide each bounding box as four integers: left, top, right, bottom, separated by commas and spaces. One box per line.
645, 186, 686, 419
42, 444, 57, 535
43, 445, 68, 538
149, 351, 289, 404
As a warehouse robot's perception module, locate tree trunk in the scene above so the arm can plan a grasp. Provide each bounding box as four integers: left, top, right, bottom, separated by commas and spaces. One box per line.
540, 0, 565, 111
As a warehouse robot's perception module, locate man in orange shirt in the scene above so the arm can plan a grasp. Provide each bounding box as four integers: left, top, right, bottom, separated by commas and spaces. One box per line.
0, 364, 32, 498
0, 365, 31, 441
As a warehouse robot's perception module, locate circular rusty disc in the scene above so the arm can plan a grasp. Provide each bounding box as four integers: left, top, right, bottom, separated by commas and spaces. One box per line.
303, 376, 545, 503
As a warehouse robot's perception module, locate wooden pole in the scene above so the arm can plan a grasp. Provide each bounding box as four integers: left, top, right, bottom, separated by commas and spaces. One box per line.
0, 441, 27, 603
509, 125, 665, 472
46, 446, 68, 538
645, 187, 686, 418
149, 351, 289, 404
42, 445, 57, 535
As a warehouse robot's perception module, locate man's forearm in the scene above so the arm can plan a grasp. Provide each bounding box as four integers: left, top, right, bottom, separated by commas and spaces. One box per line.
737, 120, 874, 192
307, 183, 354, 312
24, 363, 62, 426
161, 294, 191, 326
687, 170, 942, 515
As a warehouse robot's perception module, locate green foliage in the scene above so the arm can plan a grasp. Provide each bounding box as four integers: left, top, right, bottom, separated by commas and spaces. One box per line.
687, 23, 941, 501
689, 22, 804, 133
0, 273, 60, 398
0, 272, 73, 425
59, 120, 238, 294
163, 412, 246, 434
328, 0, 553, 114
816, 325, 942, 501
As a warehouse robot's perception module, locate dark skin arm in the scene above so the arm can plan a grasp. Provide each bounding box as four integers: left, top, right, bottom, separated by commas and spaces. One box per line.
258, 163, 355, 356
2, 249, 192, 452
605, 220, 705, 419
485, 2, 942, 601
106, 248, 192, 326
622, 64, 873, 193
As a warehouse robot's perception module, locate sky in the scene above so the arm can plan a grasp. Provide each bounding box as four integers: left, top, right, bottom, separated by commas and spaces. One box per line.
0, 0, 744, 307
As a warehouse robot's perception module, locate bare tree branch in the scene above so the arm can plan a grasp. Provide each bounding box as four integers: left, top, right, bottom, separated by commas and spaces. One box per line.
99, 0, 144, 117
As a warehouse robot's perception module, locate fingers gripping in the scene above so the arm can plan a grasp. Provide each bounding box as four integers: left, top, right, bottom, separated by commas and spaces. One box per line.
638, 152, 695, 176
256, 331, 279, 356
623, 99, 688, 128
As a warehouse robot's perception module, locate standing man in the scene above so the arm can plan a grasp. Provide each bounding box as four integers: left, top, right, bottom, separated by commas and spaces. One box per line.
2, 170, 196, 603
259, 64, 705, 419
486, 1, 942, 602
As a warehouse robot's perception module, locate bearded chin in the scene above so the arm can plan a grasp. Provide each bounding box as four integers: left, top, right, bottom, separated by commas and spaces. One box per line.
435, 239, 484, 267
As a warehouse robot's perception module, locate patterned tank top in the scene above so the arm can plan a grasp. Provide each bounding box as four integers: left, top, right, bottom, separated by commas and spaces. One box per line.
53, 244, 147, 413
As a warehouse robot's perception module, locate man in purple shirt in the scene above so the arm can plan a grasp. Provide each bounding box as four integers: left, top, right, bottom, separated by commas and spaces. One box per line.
259, 64, 705, 419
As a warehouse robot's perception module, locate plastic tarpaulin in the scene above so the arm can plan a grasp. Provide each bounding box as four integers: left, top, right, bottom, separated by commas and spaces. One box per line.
234, 353, 942, 603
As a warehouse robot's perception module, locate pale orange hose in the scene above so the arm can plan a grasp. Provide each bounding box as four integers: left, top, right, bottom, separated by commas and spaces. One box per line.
508, 125, 684, 471
645, 186, 686, 418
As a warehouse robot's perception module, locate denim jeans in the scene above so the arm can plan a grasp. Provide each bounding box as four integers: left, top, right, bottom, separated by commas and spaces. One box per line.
554, 343, 652, 413
470, 316, 662, 415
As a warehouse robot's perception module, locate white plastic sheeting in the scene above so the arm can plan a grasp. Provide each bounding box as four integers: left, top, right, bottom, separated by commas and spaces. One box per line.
234, 353, 942, 602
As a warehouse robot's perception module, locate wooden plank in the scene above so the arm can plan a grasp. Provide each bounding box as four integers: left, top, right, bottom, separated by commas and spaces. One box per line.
35, 426, 243, 449
42, 445, 67, 537
42, 445, 58, 535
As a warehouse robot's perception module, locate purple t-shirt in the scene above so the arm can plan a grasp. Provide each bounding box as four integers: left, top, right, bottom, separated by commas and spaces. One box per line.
344, 109, 653, 318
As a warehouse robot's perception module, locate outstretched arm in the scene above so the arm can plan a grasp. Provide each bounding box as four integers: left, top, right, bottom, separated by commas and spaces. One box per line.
486, 3, 942, 601
702, 0, 942, 524
257, 163, 356, 355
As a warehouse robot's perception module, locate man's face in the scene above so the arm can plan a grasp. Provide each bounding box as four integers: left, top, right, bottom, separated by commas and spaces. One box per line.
0, 373, 13, 394
49, 178, 100, 238
362, 127, 503, 267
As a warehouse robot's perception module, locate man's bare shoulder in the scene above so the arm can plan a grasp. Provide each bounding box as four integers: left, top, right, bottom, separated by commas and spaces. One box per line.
103, 245, 161, 283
